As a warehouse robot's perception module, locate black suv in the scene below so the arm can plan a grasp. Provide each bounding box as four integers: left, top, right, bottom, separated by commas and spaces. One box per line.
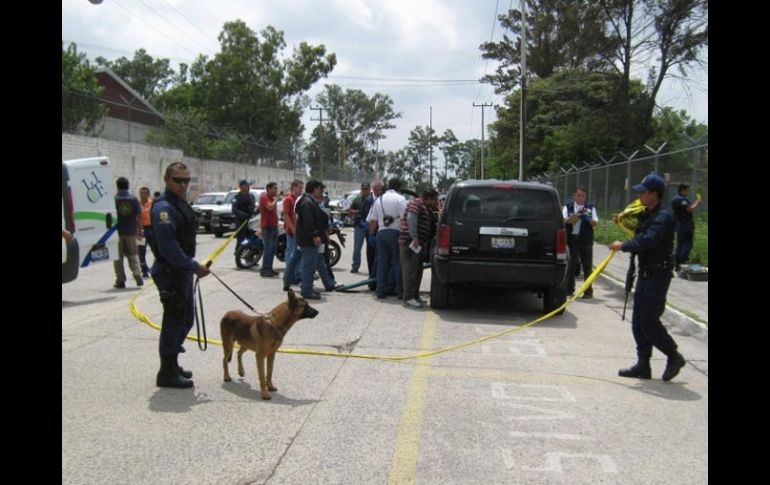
430, 179, 569, 314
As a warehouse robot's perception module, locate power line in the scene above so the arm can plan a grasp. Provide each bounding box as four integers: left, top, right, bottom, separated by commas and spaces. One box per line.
111, 0, 199, 58
159, 0, 220, 46
136, 0, 217, 56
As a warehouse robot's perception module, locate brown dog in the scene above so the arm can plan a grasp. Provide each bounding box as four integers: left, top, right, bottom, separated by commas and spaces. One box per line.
220, 289, 319, 399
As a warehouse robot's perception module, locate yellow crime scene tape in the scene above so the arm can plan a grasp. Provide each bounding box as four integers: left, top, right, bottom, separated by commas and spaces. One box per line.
130, 219, 621, 362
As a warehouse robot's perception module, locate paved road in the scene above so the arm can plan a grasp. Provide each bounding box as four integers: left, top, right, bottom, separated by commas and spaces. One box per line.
63, 230, 708, 484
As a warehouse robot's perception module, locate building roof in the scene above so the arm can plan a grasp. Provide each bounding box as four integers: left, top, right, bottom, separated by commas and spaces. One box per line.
95, 67, 165, 121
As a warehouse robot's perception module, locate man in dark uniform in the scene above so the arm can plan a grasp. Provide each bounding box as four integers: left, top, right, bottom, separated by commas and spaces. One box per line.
232, 179, 256, 254
670, 183, 702, 271
610, 173, 686, 382
149, 162, 210, 388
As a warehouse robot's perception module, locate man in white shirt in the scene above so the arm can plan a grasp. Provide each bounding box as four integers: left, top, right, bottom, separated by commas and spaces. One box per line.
563, 186, 599, 298
367, 178, 407, 299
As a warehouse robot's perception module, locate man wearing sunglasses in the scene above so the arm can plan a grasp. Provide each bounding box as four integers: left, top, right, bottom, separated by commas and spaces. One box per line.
149, 162, 210, 388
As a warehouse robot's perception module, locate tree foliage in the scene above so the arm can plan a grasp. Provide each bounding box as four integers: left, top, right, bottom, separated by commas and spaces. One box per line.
480, 0, 612, 93
62, 42, 105, 134
151, 21, 336, 162
480, 0, 708, 169
309, 84, 400, 176
489, 70, 651, 176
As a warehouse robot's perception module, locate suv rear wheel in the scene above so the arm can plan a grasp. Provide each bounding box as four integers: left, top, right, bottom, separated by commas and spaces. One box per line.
543, 286, 567, 315
430, 269, 449, 309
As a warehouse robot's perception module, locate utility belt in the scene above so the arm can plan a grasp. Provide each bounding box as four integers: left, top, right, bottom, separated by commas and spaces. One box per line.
638, 261, 673, 278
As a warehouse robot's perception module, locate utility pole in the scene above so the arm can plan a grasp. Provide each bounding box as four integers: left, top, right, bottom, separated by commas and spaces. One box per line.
310, 105, 327, 178
519, 0, 527, 181
473, 102, 493, 179
429, 106, 433, 187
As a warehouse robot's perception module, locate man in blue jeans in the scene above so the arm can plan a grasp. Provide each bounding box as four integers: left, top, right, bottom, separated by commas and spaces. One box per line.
292, 180, 326, 299
349, 183, 371, 273
259, 182, 280, 277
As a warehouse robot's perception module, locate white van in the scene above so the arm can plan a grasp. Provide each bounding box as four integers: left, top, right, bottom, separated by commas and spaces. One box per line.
62, 157, 120, 283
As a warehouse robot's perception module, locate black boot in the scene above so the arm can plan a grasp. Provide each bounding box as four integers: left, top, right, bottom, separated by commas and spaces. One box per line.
174, 354, 193, 379
662, 351, 686, 382
618, 355, 651, 379
156, 355, 194, 388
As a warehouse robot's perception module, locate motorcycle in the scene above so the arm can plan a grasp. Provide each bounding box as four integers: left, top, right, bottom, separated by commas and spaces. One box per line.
234, 215, 264, 269
275, 218, 346, 267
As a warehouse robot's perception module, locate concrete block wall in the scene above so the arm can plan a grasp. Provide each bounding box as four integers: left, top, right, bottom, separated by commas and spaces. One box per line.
62, 133, 358, 200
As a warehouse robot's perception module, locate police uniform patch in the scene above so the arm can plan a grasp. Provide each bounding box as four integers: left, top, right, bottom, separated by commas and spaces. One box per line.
159, 211, 170, 223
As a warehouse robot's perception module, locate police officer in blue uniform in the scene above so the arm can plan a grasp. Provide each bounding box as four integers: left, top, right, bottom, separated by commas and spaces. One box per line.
610, 173, 686, 382
670, 183, 702, 271
149, 162, 210, 388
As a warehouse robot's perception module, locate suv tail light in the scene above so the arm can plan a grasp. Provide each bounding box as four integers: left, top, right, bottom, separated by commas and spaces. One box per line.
437, 224, 451, 256
556, 228, 567, 260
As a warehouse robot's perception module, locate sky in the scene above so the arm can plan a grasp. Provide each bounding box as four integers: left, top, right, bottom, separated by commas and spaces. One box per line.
62, 0, 708, 154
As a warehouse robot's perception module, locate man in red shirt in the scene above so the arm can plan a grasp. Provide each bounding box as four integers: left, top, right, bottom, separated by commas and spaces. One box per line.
259, 182, 280, 277
282, 179, 304, 284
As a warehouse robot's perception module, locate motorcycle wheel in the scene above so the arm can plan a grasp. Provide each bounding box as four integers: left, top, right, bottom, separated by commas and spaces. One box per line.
235, 244, 263, 269
327, 240, 342, 267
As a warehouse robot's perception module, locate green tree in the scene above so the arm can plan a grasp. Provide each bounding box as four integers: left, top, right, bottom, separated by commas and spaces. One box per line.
480, 0, 611, 93
198, 21, 335, 155
153, 21, 336, 164
489, 70, 651, 176
306, 124, 339, 179
62, 42, 105, 134
312, 84, 400, 174
95, 48, 174, 101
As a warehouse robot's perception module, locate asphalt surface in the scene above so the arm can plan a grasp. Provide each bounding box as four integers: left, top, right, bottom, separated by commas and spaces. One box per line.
62, 230, 708, 484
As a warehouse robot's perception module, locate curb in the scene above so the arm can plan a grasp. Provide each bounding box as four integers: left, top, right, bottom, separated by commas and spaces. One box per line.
597, 273, 708, 344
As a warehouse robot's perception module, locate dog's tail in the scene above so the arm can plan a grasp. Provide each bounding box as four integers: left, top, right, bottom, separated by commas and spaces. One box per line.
220, 313, 236, 362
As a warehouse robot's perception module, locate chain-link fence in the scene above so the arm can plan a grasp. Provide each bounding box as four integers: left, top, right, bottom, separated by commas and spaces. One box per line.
532, 141, 708, 216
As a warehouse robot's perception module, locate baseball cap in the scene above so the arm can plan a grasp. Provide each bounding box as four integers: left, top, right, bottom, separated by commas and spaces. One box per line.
632, 173, 665, 193
361, 182, 371, 189
238, 179, 250, 186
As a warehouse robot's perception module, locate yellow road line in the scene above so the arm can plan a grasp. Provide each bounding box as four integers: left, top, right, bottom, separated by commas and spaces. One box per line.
388, 312, 436, 485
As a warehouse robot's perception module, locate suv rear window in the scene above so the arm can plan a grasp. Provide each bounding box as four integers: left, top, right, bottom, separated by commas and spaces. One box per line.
448, 187, 559, 221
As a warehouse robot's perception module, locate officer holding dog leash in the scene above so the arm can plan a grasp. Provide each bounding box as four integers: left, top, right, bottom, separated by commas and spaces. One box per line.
149, 162, 210, 389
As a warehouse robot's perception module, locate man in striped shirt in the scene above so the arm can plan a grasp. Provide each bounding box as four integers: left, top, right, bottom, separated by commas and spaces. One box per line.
399, 188, 439, 308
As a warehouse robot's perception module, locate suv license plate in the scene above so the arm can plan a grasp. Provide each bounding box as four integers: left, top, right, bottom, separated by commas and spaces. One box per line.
491, 237, 515, 249
90, 247, 110, 262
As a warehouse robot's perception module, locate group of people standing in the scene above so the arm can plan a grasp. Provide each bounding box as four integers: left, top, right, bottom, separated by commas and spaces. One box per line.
140, 160, 701, 389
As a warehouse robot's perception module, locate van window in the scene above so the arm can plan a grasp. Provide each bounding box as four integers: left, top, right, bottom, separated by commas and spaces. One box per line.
450, 187, 558, 221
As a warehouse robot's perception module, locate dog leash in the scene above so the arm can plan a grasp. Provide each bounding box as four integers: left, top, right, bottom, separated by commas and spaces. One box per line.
206, 269, 257, 313
193, 275, 208, 351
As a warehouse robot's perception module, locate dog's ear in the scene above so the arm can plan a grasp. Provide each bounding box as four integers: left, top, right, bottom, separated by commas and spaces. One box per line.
287, 288, 298, 308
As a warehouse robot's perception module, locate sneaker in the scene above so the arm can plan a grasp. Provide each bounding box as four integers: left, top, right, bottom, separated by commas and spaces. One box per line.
404, 298, 423, 309
582, 291, 593, 299
662, 352, 686, 382
135, 276, 144, 286
301, 291, 322, 300
113, 282, 126, 289
260, 272, 277, 278
350, 268, 359, 274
